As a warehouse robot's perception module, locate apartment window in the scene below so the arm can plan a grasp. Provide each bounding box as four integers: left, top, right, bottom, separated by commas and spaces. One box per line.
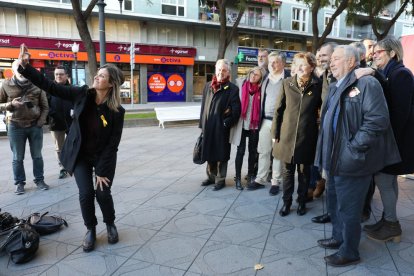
291, 7, 307, 32
42, 0, 71, 3
247, 7, 263, 27
0, 8, 18, 34
124, 0, 132, 11
324, 12, 339, 37
162, 0, 185, 16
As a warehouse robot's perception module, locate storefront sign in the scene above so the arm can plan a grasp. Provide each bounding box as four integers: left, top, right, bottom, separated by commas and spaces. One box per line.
147, 72, 186, 102
237, 47, 259, 63
137, 55, 194, 65
0, 35, 196, 56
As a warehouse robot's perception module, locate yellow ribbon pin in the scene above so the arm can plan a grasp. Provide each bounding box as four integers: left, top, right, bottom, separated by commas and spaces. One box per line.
100, 115, 108, 127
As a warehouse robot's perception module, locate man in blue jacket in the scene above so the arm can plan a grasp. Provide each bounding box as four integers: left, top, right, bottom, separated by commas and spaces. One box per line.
314, 45, 400, 267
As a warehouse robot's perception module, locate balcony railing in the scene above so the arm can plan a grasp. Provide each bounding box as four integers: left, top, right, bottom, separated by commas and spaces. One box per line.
346, 29, 377, 40
200, 11, 282, 31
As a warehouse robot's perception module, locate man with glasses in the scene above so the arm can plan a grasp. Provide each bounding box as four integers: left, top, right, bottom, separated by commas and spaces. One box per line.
48, 66, 73, 179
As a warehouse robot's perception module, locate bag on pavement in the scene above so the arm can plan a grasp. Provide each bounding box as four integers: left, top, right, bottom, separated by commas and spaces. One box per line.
0, 222, 39, 264
0, 209, 19, 231
26, 212, 68, 235
193, 133, 205, 165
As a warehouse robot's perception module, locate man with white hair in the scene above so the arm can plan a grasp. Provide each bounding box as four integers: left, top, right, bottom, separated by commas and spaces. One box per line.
314, 45, 400, 266
199, 59, 241, 191
0, 60, 49, 194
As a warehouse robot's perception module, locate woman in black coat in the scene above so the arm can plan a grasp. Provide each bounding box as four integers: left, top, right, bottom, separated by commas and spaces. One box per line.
272, 52, 322, 217
363, 37, 414, 242
17, 44, 125, 252
199, 59, 241, 191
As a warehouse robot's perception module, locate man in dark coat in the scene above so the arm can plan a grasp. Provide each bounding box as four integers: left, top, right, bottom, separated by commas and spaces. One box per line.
314, 45, 400, 267
199, 59, 241, 191
49, 66, 73, 179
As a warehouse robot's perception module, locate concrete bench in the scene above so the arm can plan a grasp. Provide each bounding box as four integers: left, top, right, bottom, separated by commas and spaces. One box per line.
154, 105, 201, 128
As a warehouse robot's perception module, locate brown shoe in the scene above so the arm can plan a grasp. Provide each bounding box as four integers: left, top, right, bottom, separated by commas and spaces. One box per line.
324, 252, 360, 267
313, 178, 326, 198
367, 220, 402, 243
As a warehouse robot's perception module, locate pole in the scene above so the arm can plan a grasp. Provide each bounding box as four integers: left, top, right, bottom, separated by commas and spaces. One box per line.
130, 42, 135, 108
97, 0, 106, 66
74, 53, 78, 86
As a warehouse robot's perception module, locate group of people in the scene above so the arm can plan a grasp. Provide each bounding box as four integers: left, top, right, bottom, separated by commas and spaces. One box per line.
0, 44, 125, 253
198, 36, 414, 267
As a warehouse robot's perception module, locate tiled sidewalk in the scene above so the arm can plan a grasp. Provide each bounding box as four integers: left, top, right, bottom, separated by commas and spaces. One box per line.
0, 126, 413, 276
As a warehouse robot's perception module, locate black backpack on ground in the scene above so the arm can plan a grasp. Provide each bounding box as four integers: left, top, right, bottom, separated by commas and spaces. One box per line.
25, 212, 68, 235
0, 222, 40, 264
0, 209, 19, 231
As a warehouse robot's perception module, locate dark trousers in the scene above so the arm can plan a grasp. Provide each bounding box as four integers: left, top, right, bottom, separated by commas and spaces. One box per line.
282, 163, 310, 204
73, 157, 115, 228
206, 161, 228, 184
309, 165, 322, 190
327, 174, 371, 259
363, 176, 375, 215
235, 129, 259, 178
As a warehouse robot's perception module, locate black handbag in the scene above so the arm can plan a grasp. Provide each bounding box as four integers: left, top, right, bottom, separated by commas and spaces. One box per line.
193, 133, 205, 165
0, 222, 39, 264
25, 212, 68, 235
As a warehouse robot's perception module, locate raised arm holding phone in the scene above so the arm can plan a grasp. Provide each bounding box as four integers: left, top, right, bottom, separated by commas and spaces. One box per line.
16, 44, 126, 252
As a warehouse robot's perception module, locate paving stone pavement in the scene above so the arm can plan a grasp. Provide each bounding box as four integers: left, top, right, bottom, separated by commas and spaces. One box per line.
0, 125, 413, 276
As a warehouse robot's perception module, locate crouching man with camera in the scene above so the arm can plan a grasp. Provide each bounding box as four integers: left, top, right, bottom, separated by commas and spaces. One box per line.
0, 60, 49, 195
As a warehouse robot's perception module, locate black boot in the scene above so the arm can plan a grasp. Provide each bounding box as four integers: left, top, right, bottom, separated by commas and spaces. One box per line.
297, 202, 306, 216
363, 213, 385, 233
367, 220, 402, 243
279, 202, 291, 217
235, 177, 243, 190
107, 223, 119, 244
82, 227, 96, 252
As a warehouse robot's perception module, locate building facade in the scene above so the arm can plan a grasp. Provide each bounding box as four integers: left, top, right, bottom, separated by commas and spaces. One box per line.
0, 0, 413, 102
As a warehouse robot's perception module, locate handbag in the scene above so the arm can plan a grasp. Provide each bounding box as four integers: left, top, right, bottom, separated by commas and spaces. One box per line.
193, 133, 205, 165
25, 212, 68, 236
0, 222, 39, 264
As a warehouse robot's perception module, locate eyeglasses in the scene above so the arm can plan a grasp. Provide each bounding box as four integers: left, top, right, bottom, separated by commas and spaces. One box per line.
373, 49, 387, 56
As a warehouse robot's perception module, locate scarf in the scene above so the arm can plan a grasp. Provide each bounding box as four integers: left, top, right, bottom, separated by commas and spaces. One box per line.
210, 75, 230, 93
297, 75, 311, 92
241, 81, 261, 129
381, 58, 398, 77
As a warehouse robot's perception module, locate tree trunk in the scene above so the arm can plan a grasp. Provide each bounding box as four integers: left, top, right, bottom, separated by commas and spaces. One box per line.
71, 0, 98, 84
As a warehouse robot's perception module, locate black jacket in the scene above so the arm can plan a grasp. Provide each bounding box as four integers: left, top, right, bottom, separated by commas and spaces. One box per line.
19, 65, 125, 177
199, 81, 241, 162
48, 80, 73, 132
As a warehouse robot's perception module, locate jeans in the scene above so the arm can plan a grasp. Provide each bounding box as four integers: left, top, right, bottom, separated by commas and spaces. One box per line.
73, 157, 115, 228
374, 172, 398, 222
282, 163, 310, 204
327, 174, 371, 259
309, 165, 322, 189
7, 123, 44, 185
235, 129, 258, 178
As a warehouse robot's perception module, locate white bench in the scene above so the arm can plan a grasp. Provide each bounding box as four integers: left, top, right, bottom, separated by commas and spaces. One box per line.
154, 105, 201, 128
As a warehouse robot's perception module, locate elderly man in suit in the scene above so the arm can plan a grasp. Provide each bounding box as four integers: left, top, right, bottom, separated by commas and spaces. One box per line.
314, 45, 400, 267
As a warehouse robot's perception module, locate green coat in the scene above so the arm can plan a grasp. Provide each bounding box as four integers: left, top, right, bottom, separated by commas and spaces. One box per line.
272, 74, 322, 164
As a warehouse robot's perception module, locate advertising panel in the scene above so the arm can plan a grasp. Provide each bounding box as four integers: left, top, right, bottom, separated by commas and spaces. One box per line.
147, 72, 186, 102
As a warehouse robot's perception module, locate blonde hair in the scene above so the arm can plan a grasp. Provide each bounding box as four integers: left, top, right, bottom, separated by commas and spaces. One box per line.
247, 66, 266, 86
100, 64, 124, 112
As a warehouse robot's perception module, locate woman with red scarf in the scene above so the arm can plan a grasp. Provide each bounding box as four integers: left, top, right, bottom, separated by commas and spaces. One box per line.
231, 67, 266, 190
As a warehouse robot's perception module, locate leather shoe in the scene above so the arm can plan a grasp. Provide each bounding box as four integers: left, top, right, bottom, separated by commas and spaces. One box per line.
201, 179, 214, 186
311, 213, 331, 224
247, 181, 265, 191
317, 238, 341, 249
279, 203, 291, 217
213, 182, 225, 191
82, 227, 96, 252
107, 223, 119, 244
324, 252, 360, 267
297, 203, 306, 216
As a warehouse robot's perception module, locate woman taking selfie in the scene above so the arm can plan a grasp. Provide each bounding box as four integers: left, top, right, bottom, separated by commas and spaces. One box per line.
17, 44, 125, 252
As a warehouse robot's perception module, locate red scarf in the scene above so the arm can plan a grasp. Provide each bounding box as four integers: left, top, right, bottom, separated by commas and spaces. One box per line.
241, 81, 261, 129
210, 75, 230, 93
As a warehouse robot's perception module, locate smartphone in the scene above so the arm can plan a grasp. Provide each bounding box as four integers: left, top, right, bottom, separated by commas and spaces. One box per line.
24, 101, 34, 108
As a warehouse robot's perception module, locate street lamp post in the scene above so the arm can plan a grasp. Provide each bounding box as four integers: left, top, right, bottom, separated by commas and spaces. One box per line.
72, 42, 79, 86
97, 0, 123, 66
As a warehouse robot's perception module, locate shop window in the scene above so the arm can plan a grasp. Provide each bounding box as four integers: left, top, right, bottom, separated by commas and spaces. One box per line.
162, 0, 185, 17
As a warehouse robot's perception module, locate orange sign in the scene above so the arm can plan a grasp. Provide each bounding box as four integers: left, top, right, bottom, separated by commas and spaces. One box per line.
167, 74, 184, 93
136, 55, 194, 65
148, 74, 166, 93
3, 68, 13, 79
0, 48, 194, 65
